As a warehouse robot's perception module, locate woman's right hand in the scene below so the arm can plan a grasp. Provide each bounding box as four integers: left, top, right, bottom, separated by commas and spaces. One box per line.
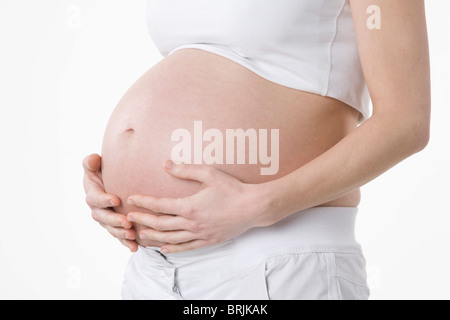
83, 154, 139, 252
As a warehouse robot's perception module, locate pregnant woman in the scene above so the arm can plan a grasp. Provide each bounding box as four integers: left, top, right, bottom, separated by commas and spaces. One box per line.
83, 0, 430, 300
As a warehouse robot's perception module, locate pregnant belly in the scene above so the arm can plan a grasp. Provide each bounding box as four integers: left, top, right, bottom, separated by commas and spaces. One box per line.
101, 49, 361, 247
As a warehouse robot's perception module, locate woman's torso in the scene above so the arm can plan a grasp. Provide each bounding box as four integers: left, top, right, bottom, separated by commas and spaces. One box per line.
101, 49, 361, 247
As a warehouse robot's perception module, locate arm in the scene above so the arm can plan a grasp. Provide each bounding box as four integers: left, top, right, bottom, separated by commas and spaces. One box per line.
127, 0, 431, 253
254, 0, 431, 226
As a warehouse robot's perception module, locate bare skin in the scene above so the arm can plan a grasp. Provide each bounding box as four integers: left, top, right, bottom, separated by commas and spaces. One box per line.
84, 0, 430, 253
100, 48, 361, 248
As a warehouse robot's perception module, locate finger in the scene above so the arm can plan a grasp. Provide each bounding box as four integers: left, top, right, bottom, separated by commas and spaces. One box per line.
138, 229, 197, 245
100, 223, 138, 252
82, 154, 102, 172
128, 195, 192, 216
82, 154, 103, 187
83, 169, 104, 190
163, 160, 217, 184
83, 158, 120, 208
161, 240, 211, 254
92, 208, 133, 229
85, 185, 121, 209
119, 239, 139, 253
127, 212, 193, 231
104, 224, 136, 241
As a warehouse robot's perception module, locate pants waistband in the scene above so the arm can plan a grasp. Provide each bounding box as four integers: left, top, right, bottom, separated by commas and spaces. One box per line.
139, 206, 361, 277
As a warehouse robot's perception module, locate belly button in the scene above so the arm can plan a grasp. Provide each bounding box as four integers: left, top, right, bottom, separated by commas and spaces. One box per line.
124, 128, 135, 134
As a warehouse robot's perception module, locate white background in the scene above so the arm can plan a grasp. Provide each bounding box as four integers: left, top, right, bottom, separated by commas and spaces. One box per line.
0, 0, 449, 300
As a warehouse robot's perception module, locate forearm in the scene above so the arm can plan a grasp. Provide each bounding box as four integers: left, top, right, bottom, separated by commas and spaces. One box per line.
254, 113, 429, 227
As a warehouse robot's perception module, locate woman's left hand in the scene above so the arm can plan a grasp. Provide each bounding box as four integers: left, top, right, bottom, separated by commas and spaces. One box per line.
126, 160, 269, 254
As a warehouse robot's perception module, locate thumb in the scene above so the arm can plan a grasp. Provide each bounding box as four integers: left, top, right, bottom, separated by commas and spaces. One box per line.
83, 154, 102, 172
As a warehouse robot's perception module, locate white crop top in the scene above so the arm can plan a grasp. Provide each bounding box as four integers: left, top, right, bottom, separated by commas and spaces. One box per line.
146, 0, 371, 121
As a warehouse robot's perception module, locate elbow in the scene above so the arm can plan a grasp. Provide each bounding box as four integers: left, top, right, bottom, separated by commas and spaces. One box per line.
372, 99, 431, 155
413, 128, 430, 153
406, 118, 430, 154
374, 111, 430, 156
410, 131, 429, 154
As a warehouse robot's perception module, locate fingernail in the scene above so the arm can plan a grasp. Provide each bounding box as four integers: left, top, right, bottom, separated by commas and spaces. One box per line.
127, 215, 135, 222
164, 160, 174, 170
110, 199, 118, 207
127, 197, 134, 205
161, 248, 169, 254
139, 233, 148, 240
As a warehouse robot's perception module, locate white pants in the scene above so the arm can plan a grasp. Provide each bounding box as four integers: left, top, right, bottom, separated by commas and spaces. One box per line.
122, 207, 370, 300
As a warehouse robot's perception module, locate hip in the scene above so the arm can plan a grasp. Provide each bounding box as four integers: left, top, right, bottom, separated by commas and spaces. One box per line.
122, 206, 370, 300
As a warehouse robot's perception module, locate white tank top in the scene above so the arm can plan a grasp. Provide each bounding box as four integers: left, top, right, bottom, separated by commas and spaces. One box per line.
146, 0, 371, 121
